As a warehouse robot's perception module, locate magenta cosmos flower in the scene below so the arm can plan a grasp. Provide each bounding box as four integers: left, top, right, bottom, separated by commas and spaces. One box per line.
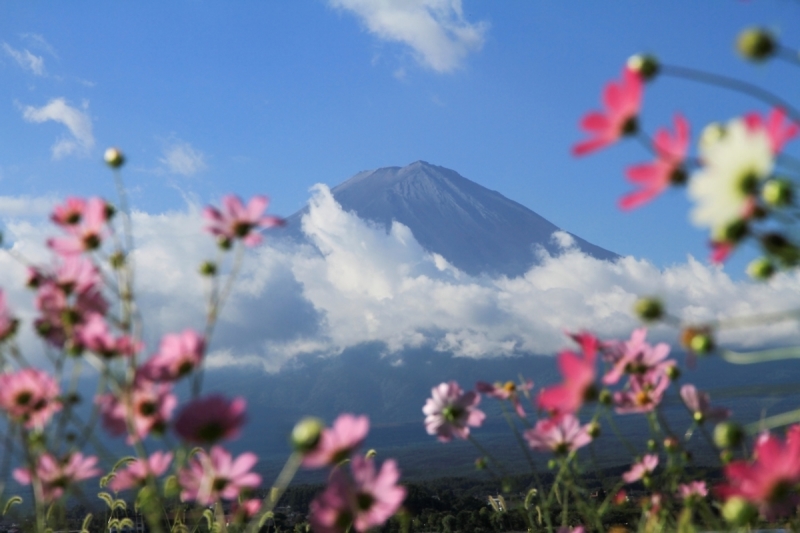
97, 379, 177, 443
677, 480, 708, 502
310, 456, 406, 533
77, 313, 141, 358
47, 197, 111, 256
178, 446, 261, 505
303, 413, 369, 468
623, 454, 658, 483
744, 107, 799, 154
109, 451, 173, 492
717, 427, 800, 520
603, 328, 674, 386
538, 332, 598, 415
14, 452, 100, 503
203, 194, 285, 247
423, 381, 485, 442
680, 384, 730, 424
0, 368, 61, 429
572, 67, 643, 156
475, 378, 533, 417
620, 114, 690, 210
613, 371, 671, 414
50, 197, 87, 227
140, 329, 205, 381
524, 414, 592, 455
174, 395, 247, 444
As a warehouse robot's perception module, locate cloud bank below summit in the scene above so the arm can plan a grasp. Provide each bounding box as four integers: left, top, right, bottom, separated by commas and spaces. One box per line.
2, 186, 800, 372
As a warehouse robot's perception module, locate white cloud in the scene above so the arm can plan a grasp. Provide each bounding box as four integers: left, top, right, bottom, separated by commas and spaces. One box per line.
3, 42, 45, 76
2, 188, 800, 373
20, 34, 58, 59
21, 98, 94, 159
159, 141, 208, 176
329, 0, 488, 73
0, 196, 56, 218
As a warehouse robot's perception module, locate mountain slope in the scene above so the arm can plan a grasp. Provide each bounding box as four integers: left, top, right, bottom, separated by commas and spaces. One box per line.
282, 161, 617, 277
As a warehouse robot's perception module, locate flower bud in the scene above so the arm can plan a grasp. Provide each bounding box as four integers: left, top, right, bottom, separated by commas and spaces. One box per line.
547, 459, 557, 470
291, 417, 324, 453
719, 219, 748, 244
689, 333, 714, 355
722, 496, 757, 525
762, 178, 793, 207
199, 261, 218, 277
109, 251, 126, 270
720, 449, 734, 464
104, 147, 125, 168
475, 456, 488, 470
666, 365, 681, 380
634, 297, 663, 322
714, 421, 744, 449
747, 257, 775, 280
647, 439, 658, 451
663, 437, 679, 452
627, 54, 660, 81
587, 421, 601, 439
598, 389, 613, 406
737, 28, 776, 62
365, 449, 377, 459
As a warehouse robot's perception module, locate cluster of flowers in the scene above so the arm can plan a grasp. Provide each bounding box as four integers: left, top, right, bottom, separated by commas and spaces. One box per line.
423, 324, 800, 527
574, 37, 800, 271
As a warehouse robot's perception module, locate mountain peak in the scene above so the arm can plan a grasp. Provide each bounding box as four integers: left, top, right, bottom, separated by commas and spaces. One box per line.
283, 163, 616, 277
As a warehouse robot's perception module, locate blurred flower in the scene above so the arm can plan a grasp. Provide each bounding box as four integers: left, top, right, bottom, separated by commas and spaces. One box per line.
572, 68, 643, 156
109, 451, 173, 492
423, 381, 485, 442
47, 197, 111, 256
603, 328, 674, 386
680, 384, 730, 424
0, 290, 18, 342
77, 313, 141, 358
50, 197, 87, 227
178, 446, 261, 505
174, 395, 246, 445
97, 380, 176, 443
14, 452, 100, 503
613, 371, 670, 414
524, 414, 592, 454
539, 332, 598, 415
476, 378, 533, 417
620, 114, 690, 209
623, 454, 658, 483
310, 456, 405, 533
203, 194, 285, 248
678, 480, 708, 502
302, 413, 369, 468
140, 329, 205, 381
744, 108, 799, 154
0, 368, 61, 429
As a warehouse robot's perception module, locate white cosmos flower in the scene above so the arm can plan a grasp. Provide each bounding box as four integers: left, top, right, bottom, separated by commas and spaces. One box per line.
689, 119, 773, 239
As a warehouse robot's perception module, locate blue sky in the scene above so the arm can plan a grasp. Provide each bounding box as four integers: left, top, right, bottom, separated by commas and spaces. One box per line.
2, 1, 798, 269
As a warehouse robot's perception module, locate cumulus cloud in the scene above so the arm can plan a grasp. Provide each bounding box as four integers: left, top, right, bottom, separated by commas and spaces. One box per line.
21, 98, 94, 158
2, 187, 800, 373
3, 42, 45, 75
159, 140, 208, 176
329, 0, 488, 73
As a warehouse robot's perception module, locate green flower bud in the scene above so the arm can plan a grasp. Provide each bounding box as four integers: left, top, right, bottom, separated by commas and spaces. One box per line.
762, 178, 793, 207
647, 439, 658, 451
722, 496, 758, 525
547, 459, 557, 470
747, 257, 776, 280
689, 333, 714, 355
291, 417, 324, 453
587, 422, 601, 439
634, 297, 663, 322
104, 147, 125, 168
720, 449, 734, 465
199, 261, 218, 277
663, 437, 679, 452
109, 251, 126, 270
475, 457, 488, 470
666, 365, 681, 380
627, 54, 660, 81
737, 28, 776, 62
714, 421, 744, 449
598, 389, 613, 406
218, 236, 232, 251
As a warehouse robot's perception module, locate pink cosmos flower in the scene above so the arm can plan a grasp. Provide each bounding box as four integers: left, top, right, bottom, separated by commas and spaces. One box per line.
538, 332, 598, 415
0, 290, 18, 342
77, 314, 141, 358
178, 446, 261, 505
309, 456, 406, 533
108, 451, 173, 492
14, 452, 100, 503
50, 197, 87, 227
475, 378, 533, 417
0, 368, 61, 429
744, 107, 799, 154
34, 279, 108, 350
710, 240, 735, 265
97, 380, 177, 443
54, 257, 102, 295
678, 480, 708, 501
717, 428, 800, 520
303, 413, 369, 468
231, 499, 263, 522
174, 395, 247, 444
620, 114, 690, 210
623, 454, 658, 483
603, 328, 673, 386
47, 197, 110, 256
423, 381, 485, 443
139, 330, 205, 381
613, 372, 671, 414
680, 384, 730, 423
203, 195, 285, 247
524, 414, 592, 454
572, 68, 643, 156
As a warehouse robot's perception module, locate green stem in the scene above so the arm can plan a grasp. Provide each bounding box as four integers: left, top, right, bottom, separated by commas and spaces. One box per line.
246, 452, 302, 533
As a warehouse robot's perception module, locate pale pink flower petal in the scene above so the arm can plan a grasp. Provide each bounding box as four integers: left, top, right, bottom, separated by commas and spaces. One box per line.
423, 381, 485, 442
302, 413, 369, 468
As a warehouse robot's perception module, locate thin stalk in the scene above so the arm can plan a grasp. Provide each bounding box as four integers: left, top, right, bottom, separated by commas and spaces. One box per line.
246, 452, 302, 533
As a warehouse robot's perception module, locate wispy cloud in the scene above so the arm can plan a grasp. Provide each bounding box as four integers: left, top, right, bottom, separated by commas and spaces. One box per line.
159, 140, 208, 176
20, 34, 58, 58
3, 42, 45, 76
328, 0, 488, 73
21, 98, 94, 159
